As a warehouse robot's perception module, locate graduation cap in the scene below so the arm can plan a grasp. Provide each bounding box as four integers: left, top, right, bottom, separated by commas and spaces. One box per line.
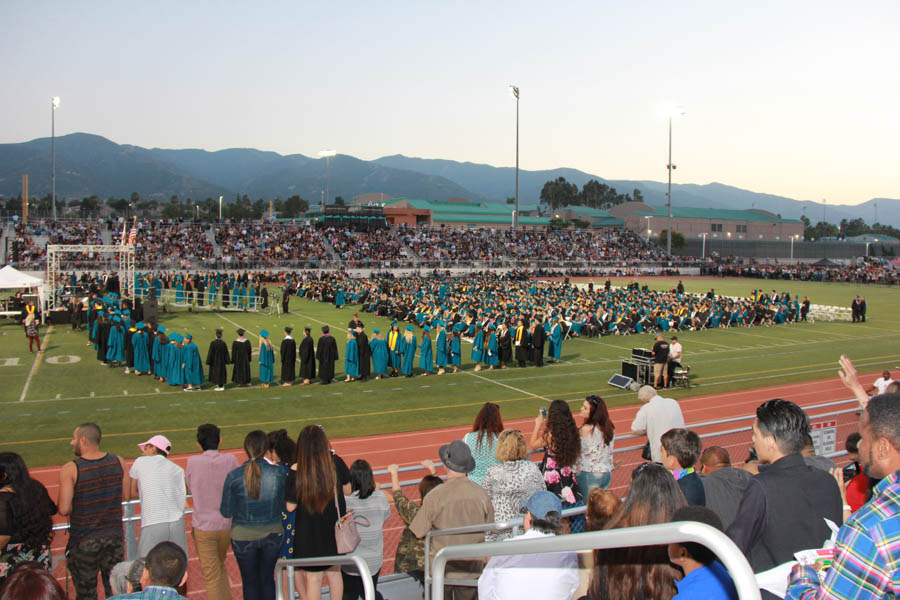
423, 325, 431, 332
391, 321, 398, 327
158, 325, 167, 333
184, 333, 193, 340
372, 328, 381, 334
304, 326, 312, 332
169, 332, 183, 343
405, 325, 414, 331
285, 326, 293, 334
237, 328, 245, 336
260, 329, 269, 338
322, 325, 330, 334
215, 328, 223, 335
136, 322, 144, 329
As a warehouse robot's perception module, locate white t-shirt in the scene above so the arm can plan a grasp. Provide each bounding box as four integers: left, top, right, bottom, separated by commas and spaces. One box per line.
477, 529, 579, 600
670, 342, 683, 363
874, 377, 894, 395
130, 454, 187, 527
631, 395, 685, 463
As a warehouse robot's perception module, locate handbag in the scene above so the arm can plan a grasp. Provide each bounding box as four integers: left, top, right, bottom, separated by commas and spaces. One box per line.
641, 442, 653, 461
334, 489, 371, 554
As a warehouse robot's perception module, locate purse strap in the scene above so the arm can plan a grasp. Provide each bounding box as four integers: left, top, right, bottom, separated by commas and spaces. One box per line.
334, 487, 343, 519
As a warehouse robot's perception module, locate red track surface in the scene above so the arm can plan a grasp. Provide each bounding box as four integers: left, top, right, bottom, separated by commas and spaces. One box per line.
29, 372, 872, 599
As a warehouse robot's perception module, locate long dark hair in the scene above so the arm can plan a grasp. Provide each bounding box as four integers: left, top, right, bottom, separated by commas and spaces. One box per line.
584, 395, 615, 445
544, 400, 580, 467
295, 425, 336, 514
589, 463, 685, 600
267, 429, 296, 465
349, 460, 376, 500
472, 402, 504, 449
0, 453, 55, 554
243, 430, 267, 500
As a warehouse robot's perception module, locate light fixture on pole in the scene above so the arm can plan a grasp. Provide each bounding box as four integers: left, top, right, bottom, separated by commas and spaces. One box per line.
509, 85, 519, 230
318, 150, 336, 206
699, 233, 708, 259
664, 106, 686, 255
218, 196, 223, 220
645, 216, 652, 241
51, 96, 60, 220
791, 234, 798, 260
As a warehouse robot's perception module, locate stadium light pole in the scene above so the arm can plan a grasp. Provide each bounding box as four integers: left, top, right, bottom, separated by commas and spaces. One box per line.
791, 234, 798, 260
645, 216, 652, 241
509, 85, 519, 230
699, 233, 708, 259
319, 149, 337, 206
664, 106, 686, 255
51, 96, 60, 220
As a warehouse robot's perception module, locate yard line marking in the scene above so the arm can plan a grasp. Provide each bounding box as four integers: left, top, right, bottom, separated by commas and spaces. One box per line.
464, 370, 549, 401
90, 392, 95, 398
55, 394, 61, 399
123, 390, 128, 395
18, 326, 52, 402
287, 310, 343, 331
215, 314, 260, 339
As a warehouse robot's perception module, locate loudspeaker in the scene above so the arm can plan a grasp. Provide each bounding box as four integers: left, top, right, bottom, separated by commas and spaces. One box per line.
621, 360, 638, 380
142, 297, 158, 326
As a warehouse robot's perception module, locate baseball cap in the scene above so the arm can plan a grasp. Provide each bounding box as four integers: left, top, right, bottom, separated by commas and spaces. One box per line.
520, 490, 563, 519
138, 435, 172, 454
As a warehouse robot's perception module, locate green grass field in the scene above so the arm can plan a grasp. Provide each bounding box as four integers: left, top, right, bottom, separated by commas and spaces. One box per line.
2, 277, 898, 467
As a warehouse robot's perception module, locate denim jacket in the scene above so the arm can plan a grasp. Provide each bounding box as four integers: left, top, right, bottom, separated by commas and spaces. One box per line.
219, 459, 285, 527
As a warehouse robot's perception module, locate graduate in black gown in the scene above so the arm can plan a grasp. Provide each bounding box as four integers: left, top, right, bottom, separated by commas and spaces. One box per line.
124, 321, 136, 373
355, 325, 371, 381
206, 328, 230, 391
260, 286, 269, 309
298, 326, 316, 385
497, 323, 512, 368
280, 326, 297, 386
97, 314, 111, 363
316, 325, 338, 384
231, 328, 252, 386
514, 318, 528, 367
530, 317, 545, 367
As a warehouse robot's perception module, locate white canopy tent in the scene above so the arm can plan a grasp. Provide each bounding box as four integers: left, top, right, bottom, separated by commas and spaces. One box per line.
0, 265, 47, 321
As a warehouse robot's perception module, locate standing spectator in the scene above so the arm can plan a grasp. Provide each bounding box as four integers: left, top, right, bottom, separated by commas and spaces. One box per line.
109, 541, 189, 600
24, 314, 41, 353
651, 335, 670, 388
410, 440, 494, 600
220, 430, 285, 600
531, 400, 583, 525
786, 393, 900, 600
385, 461, 442, 588
206, 329, 230, 391
867, 370, 894, 396
342, 460, 391, 600
481, 430, 545, 542
477, 490, 579, 600
57, 423, 130, 600
462, 402, 504, 485
576, 395, 616, 500
129, 435, 188, 558
185, 424, 239, 600
0, 453, 57, 584
285, 425, 345, 600
630, 385, 685, 463
659, 429, 705, 506
727, 399, 843, 573
666, 336, 682, 384
697, 447, 751, 529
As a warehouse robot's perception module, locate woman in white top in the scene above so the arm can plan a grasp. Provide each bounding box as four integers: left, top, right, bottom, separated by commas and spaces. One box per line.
462, 402, 504, 484
576, 395, 616, 500
342, 459, 391, 600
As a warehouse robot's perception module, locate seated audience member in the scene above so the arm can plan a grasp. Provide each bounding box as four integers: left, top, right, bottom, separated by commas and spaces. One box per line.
477, 490, 579, 600
801, 433, 837, 472
697, 447, 751, 529
109, 559, 145, 596
842, 432, 873, 513
588, 462, 686, 600
386, 461, 442, 588
0, 562, 67, 600
660, 429, 706, 506
110, 541, 188, 599
727, 399, 843, 573
786, 394, 900, 599
668, 506, 738, 600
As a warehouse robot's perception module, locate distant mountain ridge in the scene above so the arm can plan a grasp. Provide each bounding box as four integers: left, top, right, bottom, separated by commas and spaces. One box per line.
1, 133, 897, 226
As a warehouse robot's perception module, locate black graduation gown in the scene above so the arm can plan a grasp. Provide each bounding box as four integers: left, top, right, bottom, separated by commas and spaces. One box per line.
356, 331, 371, 379
531, 326, 545, 366
231, 338, 252, 384
316, 335, 339, 383
498, 330, 512, 365
280, 337, 297, 383
298, 335, 316, 380
261, 287, 269, 309
97, 321, 111, 362
206, 338, 230, 387
222, 284, 230, 308
124, 328, 135, 367
514, 326, 528, 365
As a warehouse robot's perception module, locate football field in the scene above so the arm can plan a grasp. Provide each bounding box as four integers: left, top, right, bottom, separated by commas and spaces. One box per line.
2, 276, 898, 467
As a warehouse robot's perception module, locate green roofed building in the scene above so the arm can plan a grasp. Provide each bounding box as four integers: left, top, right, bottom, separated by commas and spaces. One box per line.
608, 201, 804, 242
382, 197, 553, 229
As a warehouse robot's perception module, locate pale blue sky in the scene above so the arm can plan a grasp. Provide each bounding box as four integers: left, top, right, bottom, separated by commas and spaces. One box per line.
3, 1, 898, 204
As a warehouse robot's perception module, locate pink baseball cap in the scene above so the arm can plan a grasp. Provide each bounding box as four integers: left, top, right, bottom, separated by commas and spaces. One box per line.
138, 435, 172, 453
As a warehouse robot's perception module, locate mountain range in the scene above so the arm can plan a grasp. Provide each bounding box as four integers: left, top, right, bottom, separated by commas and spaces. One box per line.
1, 132, 897, 227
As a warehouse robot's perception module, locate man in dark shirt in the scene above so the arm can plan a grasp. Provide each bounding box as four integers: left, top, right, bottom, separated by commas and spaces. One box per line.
727, 399, 843, 573
697, 446, 752, 529
652, 335, 670, 388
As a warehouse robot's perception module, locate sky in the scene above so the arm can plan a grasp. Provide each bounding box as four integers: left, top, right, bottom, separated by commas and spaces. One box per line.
3, 1, 899, 205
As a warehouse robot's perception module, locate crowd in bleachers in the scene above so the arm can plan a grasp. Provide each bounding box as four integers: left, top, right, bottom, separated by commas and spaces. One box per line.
323, 227, 404, 264
110, 220, 215, 268
214, 222, 332, 265
709, 257, 900, 285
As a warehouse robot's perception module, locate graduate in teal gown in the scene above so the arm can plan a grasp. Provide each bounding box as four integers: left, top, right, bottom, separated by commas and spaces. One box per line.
387, 322, 402, 375
182, 333, 205, 390
208, 281, 217, 305
419, 325, 434, 375
485, 324, 499, 369
549, 318, 563, 362
369, 328, 389, 379
106, 315, 125, 364
450, 324, 462, 373
434, 321, 448, 375
165, 333, 185, 387
259, 329, 275, 387
399, 325, 417, 377
344, 330, 359, 381
335, 287, 346, 309
132, 323, 151, 374
471, 325, 486, 371
175, 278, 184, 303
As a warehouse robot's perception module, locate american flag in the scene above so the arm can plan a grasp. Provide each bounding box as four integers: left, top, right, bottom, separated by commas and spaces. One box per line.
128, 226, 137, 246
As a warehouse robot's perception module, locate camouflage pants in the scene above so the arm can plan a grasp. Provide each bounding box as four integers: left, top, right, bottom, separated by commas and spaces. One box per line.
66, 535, 124, 600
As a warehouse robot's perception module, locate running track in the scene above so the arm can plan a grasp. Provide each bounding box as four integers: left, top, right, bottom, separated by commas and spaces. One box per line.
29, 372, 872, 599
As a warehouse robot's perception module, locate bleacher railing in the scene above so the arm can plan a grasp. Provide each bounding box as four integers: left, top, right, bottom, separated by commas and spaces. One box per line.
275, 556, 374, 600
430, 521, 761, 600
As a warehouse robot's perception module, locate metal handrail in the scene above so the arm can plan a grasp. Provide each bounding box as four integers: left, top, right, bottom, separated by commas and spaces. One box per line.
275, 555, 374, 600
431, 521, 760, 600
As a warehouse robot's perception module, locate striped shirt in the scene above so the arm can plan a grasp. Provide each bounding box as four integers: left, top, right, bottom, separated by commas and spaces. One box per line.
130, 455, 186, 527
70, 454, 124, 543
786, 470, 900, 599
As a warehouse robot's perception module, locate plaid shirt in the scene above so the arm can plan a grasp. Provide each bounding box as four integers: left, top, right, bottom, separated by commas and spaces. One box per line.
786, 470, 900, 600
112, 586, 187, 600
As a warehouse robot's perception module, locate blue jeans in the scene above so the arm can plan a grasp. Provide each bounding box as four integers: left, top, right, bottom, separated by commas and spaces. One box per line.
577, 470, 612, 502
231, 531, 283, 600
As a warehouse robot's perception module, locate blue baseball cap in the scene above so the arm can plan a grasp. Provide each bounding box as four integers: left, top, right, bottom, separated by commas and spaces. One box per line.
520, 490, 563, 519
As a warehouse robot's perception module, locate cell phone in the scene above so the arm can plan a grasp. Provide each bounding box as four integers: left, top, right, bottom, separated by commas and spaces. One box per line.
540, 407, 547, 419
747, 447, 758, 462
842, 462, 860, 481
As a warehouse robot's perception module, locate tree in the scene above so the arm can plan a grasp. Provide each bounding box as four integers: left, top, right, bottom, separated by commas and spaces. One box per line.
334, 196, 345, 206
506, 197, 515, 205
657, 229, 685, 250
580, 180, 609, 208
548, 216, 569, 229
539, 177, 579, 210
107, 198, 129, 214
633, 188, 644, 203
284, 195, 309, 218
